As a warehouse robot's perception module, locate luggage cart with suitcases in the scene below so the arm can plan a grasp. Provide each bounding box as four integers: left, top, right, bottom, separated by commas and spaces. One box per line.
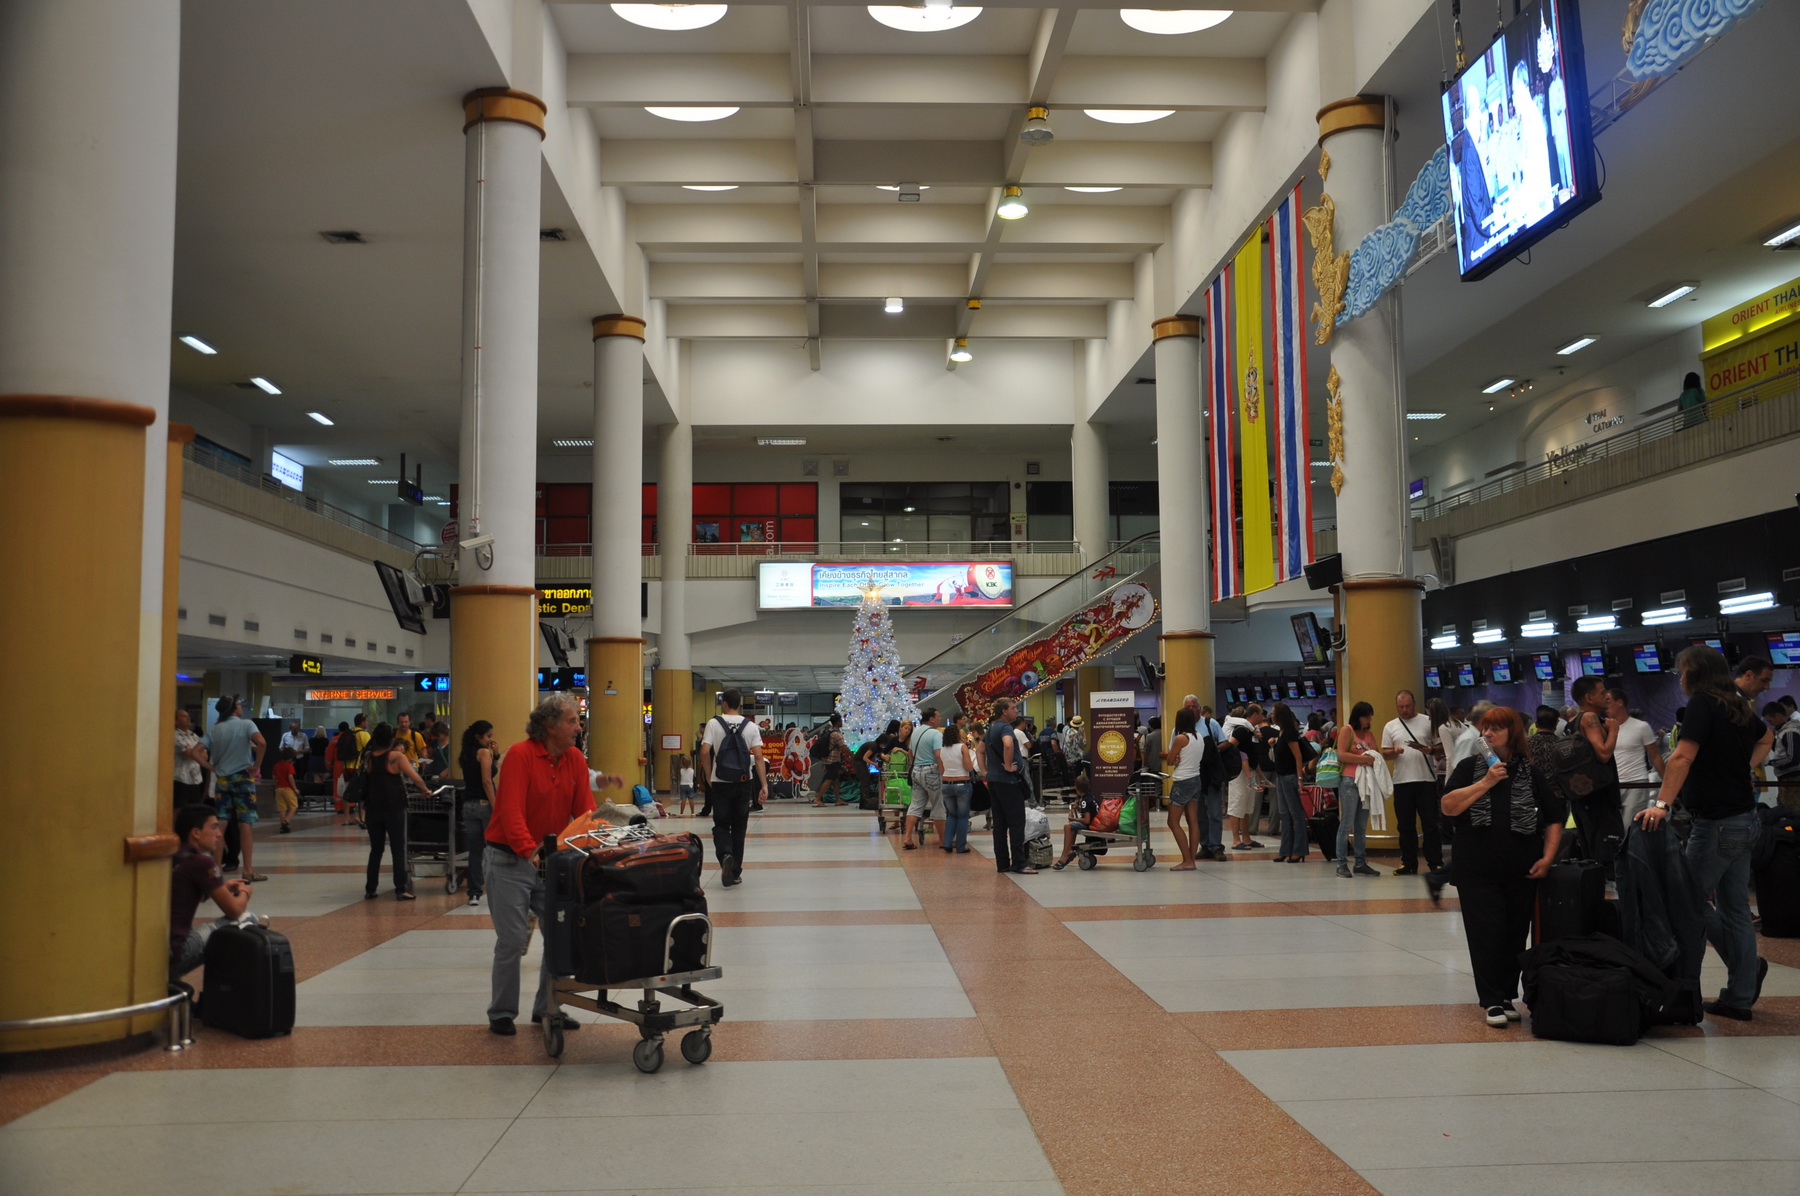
538, 831, 725, 1072
403, 784, 465, 893
1068, 768, 1160, 872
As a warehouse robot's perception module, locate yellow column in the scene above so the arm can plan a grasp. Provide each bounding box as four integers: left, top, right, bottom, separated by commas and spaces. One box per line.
651, 668, 693, 794
450, 586, 540, 760
587, 637, 646, 785
1159, 632, 1217, 728
1340, 579, 1423, 848
159, 424, 194, 833
0, 396, 171, 1051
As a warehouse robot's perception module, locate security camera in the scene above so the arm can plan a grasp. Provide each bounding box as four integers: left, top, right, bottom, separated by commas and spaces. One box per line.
459, 534, 495, 552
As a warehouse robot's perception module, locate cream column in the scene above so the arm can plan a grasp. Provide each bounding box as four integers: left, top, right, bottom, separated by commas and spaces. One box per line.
589, 315, 648, 785
1151, 318, 1215, 727
653, 418, 693, 793
450, 89, 546, 764
1071, 418, 1110, 565
0, 0, 180, 1050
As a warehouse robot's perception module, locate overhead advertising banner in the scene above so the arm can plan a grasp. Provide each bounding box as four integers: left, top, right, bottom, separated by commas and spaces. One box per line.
1700, 273, 1800, 403
954, 582, 1158, 718
757, 561, 1014, 610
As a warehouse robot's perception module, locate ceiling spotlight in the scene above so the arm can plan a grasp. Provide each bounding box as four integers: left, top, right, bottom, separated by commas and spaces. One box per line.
1120, 9, 1232, 35
1557, 335, 1598, 355
306, 412, 334, 426
757, 437, 807, 446
250, 376, 281, 395
1019, 107, 1054, 146
328, 458, 381, 466
1406, 412, 1447, 420
611, 4, 729, 31
552, 438, 594, 448
178, 335, 218, 355
996, 186, 1029, 220
682, 184, 738, 191
1763, 219, 1800, 248
884, 297, 904, 313
867, 4, 982, 32
1647, 282, 1698, 308
949, 338, 973, 363
1084, 109, 1175, 124
1481, 377, 1516, 394
1065, 186, 1123, 193
644, 106, 739, 122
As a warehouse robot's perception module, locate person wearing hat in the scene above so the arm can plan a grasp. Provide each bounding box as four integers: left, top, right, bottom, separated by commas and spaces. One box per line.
1059, 716, 1087, 779
205, 696, 268, 882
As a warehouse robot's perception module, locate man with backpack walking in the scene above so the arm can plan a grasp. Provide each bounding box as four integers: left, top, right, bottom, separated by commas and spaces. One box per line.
700, 688, 767, 887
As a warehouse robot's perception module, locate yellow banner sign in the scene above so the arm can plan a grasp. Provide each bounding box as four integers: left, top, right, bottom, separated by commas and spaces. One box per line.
1702, 313, 1800, 401
1702, 274, 1800, 354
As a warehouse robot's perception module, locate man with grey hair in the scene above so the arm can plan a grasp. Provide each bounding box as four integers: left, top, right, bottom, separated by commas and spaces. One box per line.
484, 692, 623, 1037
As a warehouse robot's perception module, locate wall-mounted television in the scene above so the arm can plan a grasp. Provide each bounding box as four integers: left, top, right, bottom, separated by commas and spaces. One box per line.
1456, 661, 1479, 687
1134, 654, 1160, 691
1286, 680, 1300, 700
1579, 647, 1606, 677
1440, 0, 1600, 281
1690, 636, 1739, 666
1325, 678, 1337, 697
1490, 656, 1514, 683
1425, 666, 1443, 689
1290, 611, 1331, 666
1303, 679, 1318, 698
1632, 643, 1664, 674
373, 561, 428, 636
1531, 652, 1556, 681
1765, 631, 1800, 668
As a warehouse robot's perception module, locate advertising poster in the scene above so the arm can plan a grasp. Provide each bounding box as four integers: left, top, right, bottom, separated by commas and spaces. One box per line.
1088, 708, 1140, 803
954, 582, 1158, 718
758, 561, 1015, 609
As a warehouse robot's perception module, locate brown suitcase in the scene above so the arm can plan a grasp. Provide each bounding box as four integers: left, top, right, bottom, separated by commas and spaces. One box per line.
578, 832, 705, 903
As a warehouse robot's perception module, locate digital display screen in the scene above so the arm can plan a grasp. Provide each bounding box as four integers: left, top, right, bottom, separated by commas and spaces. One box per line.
1767, 632, 1800, 668
1579, 648, 1606, 676
1290, 612, 1330, 665
1408, 478, 1427, 501
1457, 663, 1477, 687
1253, 685, 1266, 701
270, 451, 304, 492
1425, 666, 1443, 689
1632, 643, 1663, 673
1325, 679, 1337, 697
1441, 0, 1601, 281
1491, 657, 1513, 683
1531, 652, 1555, 681
537, 668, 586, 690
758, 561, 1013, 609
1286, 681, 1300, 699
1304, 679, 1318, 697
1692, 637, 1725, 652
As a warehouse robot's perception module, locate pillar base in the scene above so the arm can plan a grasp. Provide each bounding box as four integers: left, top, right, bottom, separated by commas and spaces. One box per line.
651, 668, 693, 794
450, 586, 539, 765
587, 638, 646, 786
1340, 579, 1423, 850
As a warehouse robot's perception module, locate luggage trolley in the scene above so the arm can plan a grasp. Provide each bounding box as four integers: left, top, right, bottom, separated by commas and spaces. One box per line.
403, 783, 465, 893
538, 833, 725, 1072
1068, 768, 1161, 872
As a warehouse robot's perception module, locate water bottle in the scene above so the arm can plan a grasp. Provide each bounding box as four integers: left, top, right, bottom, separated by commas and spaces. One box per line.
1485, 749, 1502, 770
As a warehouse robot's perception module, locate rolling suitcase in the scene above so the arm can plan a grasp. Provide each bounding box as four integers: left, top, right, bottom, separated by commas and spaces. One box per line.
1535, 859, 1611, 946
1308, 809, 1340, 860
1752, 824, 1800, 938
578, 832, 704, 904
543, 842, 585, 978
575, 893, 709, 985
201, 924, 295, 1038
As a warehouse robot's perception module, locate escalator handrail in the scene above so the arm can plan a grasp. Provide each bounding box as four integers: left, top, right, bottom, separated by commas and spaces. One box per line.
906, 531, 1160, 676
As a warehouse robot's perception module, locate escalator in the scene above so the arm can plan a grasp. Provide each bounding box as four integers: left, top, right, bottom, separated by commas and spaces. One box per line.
910, 533, 1161, 716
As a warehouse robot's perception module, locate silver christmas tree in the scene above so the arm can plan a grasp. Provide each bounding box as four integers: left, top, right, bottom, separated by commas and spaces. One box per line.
835, 585, 921, 746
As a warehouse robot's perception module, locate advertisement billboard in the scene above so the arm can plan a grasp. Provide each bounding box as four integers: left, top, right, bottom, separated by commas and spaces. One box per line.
757, 561, 1014, 610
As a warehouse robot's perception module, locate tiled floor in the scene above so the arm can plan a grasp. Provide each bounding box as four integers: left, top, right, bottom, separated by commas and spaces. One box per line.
4, 800, 1800, 1195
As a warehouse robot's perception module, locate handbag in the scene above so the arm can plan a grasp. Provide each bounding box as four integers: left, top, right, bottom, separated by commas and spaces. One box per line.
342, 754, 371, 806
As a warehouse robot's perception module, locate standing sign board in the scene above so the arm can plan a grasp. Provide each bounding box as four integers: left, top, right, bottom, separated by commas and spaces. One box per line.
1088, 704, 1140, 803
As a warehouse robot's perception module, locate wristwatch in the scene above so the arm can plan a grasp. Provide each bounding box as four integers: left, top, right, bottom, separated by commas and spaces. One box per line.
1650, 800, 1670, 812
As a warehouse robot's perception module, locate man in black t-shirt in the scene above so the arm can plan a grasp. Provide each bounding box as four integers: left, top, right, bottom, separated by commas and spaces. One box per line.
170, 804, 253, 980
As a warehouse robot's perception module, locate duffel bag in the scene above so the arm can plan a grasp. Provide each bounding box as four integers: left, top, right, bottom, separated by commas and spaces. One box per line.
575, 893, 709, 986
578, 832, 704, 903
1526, 962, 1647, 1046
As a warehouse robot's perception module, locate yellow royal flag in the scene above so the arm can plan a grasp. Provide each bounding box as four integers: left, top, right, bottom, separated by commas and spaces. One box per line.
1233, 235, 1274, 593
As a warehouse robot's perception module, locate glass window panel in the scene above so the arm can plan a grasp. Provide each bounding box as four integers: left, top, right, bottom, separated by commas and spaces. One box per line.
841, 515, 882, 542
839, 484, 885, 514
972, 512, 1009, 543
925, 482, 971, 513
927, 515, 969, 542
970, 482, 1009, 514
886, 514, 929, 543
1026, 481, 1071, 515
1028, 513, 1072, 541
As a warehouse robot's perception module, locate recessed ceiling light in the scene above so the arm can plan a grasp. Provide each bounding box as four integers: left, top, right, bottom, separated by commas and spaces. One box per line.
875, 184, 930, 192
1119, 9, 1232, 35
949, 338, 973, 362
250, 376, 281, 395
1556, 335, 1598, 355
757, 437, 807, 446
682, 184, 738, 191
867, 5, 982, 33
1406, 412, 1447, 420
1481, 377, 1516, 394
306, 412, 333, 426
178, 335, 217, 355
1763, 219, 1800, 248
1084, 109, 1176, 124
327, 458, 380, 466
552, 438, 594, 448
1647, 283, 1697, 308
645, 106, 739, 122
1065, 186, 1123, 193
884, 297, 904, 313
995, 186, 1029, 220
611, 4, 728, 31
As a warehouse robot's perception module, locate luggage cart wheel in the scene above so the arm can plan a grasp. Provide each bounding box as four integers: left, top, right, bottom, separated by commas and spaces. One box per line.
632, 1037, 665, 1074
1133, 849, 1154, 872
1076, 853, 1097, 871
444, 872, 459, 894
680, 1029, 713, 1065
543, 1019, 564, 1059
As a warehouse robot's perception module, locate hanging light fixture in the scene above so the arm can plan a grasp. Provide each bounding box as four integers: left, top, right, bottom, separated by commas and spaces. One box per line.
949, 338, 973, 362
1019, 107, 1054, 145
995, 186, 1029, 219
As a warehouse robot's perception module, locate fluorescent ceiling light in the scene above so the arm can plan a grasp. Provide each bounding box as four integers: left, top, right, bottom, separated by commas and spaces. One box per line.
1084, 109, 1175, 125
995, 186, 1028, 219
867, 5, 982, 32
422, 495, 445, 502
611, 4, 728, 31
1556, 335, 1598, 355
1641, 605, 1688, 625
682, 184, 738, 191
1763, 219, 1800, 248
1429, 633, 1459, 650
1119, 9, 1232, 35
876, 184, 929, 191
306, 412, 333, 426
757, 437, 807, 446
1719, 591, 1775, 614
178, 335, 218, 355
1576, 614, 1618, 632
1309, 460, 1332, 467
552, 437, 594, 448
327, 458, 380, 466
884, 297, 904, 313
435, 500, 451, 506
1481, 377, 1516, 394
1065, 186, 1123, 193
1520, 620, 1557, 638
250, 376, 281, 394
1647, 283, 1697, 308
1472, 628, 1507, 644
644, 106, 739, 122
367, 479, 397, 485
1406, 412, 1447, 420
949, 338, 973, 363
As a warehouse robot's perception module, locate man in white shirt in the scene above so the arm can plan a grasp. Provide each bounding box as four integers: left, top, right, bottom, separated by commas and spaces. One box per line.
698, 688, 766, 887
903, 708, 945, 849
1606, 687, 1665, 822
279, 721, 309, 757
1380, 690, 1442, 876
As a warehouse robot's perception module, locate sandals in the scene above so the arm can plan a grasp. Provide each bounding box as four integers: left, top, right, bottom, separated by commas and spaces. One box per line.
1051, 859, 1070, 870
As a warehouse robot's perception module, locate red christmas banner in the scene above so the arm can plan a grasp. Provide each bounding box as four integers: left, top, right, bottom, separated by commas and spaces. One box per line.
954, 582, 1157, 719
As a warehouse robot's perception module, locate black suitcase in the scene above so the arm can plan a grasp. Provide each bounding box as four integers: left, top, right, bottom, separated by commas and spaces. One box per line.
1754, 837, 1800, 937
201, 924, 296, 1038
1308, 811, 1340, 860
575, 893, 709, 986
543, 843, 585, 979
1535, 859, 1611, 946
1527, 961, 1646, 1046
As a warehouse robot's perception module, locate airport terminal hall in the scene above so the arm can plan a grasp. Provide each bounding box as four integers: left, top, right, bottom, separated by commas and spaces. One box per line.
10, 0, 1800, 1192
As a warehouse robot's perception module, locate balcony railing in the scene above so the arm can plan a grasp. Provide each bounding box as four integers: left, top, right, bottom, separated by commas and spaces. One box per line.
185, 443, 426, 555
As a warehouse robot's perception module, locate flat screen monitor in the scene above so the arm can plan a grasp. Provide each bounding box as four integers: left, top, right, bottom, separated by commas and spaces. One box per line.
1767, 631, 1800, 668
1440, 0, 1600, 281
1690, 636, 1739, 665
1425, 666, 1443, 689
1325, 678, 1337, 697
372, 561, 427, 635
1531, 652, 1556, 681
1632, 643, 1664, 674
1490, 656, 1513, 683
1456, 662, 1478, 687
1286, 681, 1300, 700
1253, 685, 1266, 702
539, 621, 570, 668
1579, 647, 1606, 677
1135, 654, 1160, 691
1303, 679, 1318, 698
1290, 612, 1330, 666
270, 450, 304, 492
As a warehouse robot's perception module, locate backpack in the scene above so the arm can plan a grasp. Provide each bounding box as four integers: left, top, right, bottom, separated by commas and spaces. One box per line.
1315, 747, 1342, 789
711, 716, 755, 783
1544, 715, 1614, 797
809, 730, 833, 761
1218, 736, 1243, 780
336, 731, 361, 767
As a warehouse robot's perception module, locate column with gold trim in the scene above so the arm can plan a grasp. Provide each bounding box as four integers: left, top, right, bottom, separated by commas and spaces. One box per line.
1150, 317, 1216, 731
653, 417, 693, 793
589, 315, 648, 784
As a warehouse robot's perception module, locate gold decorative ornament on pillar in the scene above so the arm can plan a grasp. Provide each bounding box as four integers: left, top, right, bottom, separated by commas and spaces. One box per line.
1325, 365, 1346, 497
1302, 194, 1349, 346
462, 87, 547, 138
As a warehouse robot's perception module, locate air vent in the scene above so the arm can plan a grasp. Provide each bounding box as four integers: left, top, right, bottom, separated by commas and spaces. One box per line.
1611, 598, 1633, 611
345, 638, 356, 648
320, 230, 365, 244
540, 228, 567, 241
1472, 619, 1489, 631
1660, 589, 1687, 605
243, 620, 259, 632
293, 629, 307, 640
387, 645, 397, 654
1717, 578, 1747, 595
368, 642, 377, 651
405, 649, 414, 659
1567, 605, 1588, 617
832, 460, 849, 477
320, 633, 333, 645
1783, 568, 1800, 583
801, 459, 819, 477
1527, 610, 1548, 622
207, 614, 226, 627
1025, 461, 1041, 476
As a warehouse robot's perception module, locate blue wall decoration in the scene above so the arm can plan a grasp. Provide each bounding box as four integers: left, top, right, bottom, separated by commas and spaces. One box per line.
1627, 0, 1765, 79
1340, 144, 1451, 324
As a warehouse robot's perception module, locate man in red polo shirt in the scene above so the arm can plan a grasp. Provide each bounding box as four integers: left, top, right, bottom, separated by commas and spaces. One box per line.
484, 692, 622, 1036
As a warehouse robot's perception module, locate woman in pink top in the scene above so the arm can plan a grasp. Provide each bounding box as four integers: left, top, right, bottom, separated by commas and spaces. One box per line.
1333, 701, 1382, 877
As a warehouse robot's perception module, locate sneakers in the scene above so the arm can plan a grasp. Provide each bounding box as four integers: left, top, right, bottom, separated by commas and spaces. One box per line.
1703, 1000, 1753, 1022
1352, 863, 1380, 876
467, 894, 482, 908
1393, 865, 1418, 876
720, 854, 741, 887
1336, 863, 1352, 878
1484, 1005, 1510, 1028
489, 1017, 516, 1036
1499, 1000, 1522, 1022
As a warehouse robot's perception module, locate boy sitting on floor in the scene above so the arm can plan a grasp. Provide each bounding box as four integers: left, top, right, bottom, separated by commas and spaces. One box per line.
170, 803, 255, 981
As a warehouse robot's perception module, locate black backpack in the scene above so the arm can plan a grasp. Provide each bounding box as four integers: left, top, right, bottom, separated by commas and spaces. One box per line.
712, 716, 755, 782
809, 729, 833, 761
1218, 733, 1244, 779
336, 731, 361, 767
